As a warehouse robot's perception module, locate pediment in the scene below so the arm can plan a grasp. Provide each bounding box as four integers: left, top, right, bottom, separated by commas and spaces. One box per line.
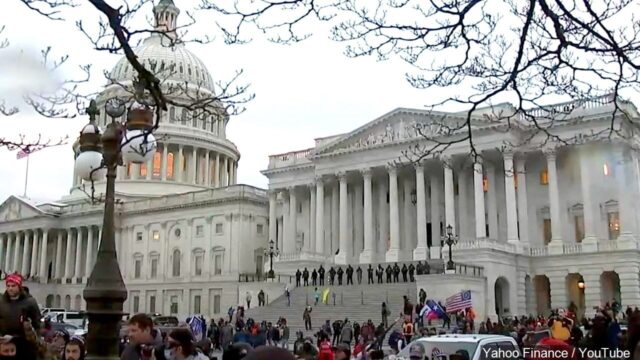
314, 108, 478, 156
0, 196, 44, 222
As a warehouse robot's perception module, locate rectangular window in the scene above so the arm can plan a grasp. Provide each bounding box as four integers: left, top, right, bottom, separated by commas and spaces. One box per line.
215, 223, 223, 235
136, 232, 143, 242
196, 225, 204, 237
214, 254, 222, 275
543, 218, 552, 245
213, 294, 221, 314
195, 255, 203, 276
133, 296, 140, 313
170, 296, 178, 315
149, 296, 156, 313
608, 211, 620, 240
152, 230, 160, 241
540, 170, 549, 185
194, 295, 201, 314
483, 176, 489, 192
140, 163, 147, 177
134, 259, 142, 279
150, 258, 158, 278
257, 224, 264, 235
574, 215, 584, 243
297, 203, 303, 213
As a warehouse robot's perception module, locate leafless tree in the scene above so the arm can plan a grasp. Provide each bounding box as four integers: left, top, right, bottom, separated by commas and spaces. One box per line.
204, 0, 640, 162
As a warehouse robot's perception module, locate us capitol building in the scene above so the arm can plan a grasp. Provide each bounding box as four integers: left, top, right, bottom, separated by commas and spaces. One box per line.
1, 1, 640, 322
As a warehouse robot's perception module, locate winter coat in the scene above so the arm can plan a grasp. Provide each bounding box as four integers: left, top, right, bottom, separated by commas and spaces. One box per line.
120, 328, 163, 360
0, 291, 41, 336
340, 324, 353, 343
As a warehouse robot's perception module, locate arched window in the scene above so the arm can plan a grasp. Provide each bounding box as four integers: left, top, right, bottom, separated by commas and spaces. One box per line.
181, 109, 187, 124
169, 107, 176, 123
140, 163, 147, 177
192, 112, 198, 127
172, 249, 181, 277
152, 151, 161, 177
64, 295, 71, 311
167, 153, 174, 179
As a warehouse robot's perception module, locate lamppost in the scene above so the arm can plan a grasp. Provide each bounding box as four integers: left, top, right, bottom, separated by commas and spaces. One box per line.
264, 239, 280, 279
441, 224, 458, 271
76, 98, 157, 359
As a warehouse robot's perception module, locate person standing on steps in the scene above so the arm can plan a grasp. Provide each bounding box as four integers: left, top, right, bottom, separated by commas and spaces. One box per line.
318, 265, 325, 286
419, 288, 427, 304
314, 287, 320, 305
246, 291, 252, 309
285, 286, 291, 307
345, 265, 353, 285
356, 266, 363, 284
385, 265, 393, 283
258, 289, 265, 306
295, 269, 302, 287
337, 267, 344, 285
408, 263, 416, 282
303, 306, 313, 330
303, 267, 310, 286
328, 267, 336, 285
311, 268, 318, 286
381, 302, 390, 328
367, 265, 374, 284
416, 261, 423, 275
401, 264, 408, 282
393, 263, 401, 283
377, 264, 384, 284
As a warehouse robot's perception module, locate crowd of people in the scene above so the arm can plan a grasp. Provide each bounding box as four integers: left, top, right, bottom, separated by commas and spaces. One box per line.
292, 262, 433, 288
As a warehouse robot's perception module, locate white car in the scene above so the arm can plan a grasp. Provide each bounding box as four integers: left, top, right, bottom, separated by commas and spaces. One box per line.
396, 334, 520, 360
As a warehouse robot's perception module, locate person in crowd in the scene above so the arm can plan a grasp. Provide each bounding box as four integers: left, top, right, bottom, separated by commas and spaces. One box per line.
340, 320, 353, 346
295, 269, 302, 287
285, 286, 291, 307
317, 334, 334, 360
376, 264, 384, 284
0, 273, 41, 359
346, 265, 354, 285
0, 336, 17, 359
293, 331, 305, 355
367, 265, 374, 284
311, 269, 318, 286
280, 319, 290, 350
335, 343, 351, 360
303, 306, 313, 331
419, 288, 427, 304
166, 328, 208, 360
328, 267, 336, 285
385, 265, 392, 283
318, 265, 325, 286
245, 291, 252, 309
62, 337, 85, 360
408, 343, 425, 360
47, 329, 69, 359
381, 302, 390, 328
402, 317, 414, 344
337, 267, 344, 286
332, 320, 342, 347
221, 320, 234, 350
314, 287, 320, 306
321, 320, 332, 341
423, 262, 431, 274
393, 263, 401, 282
121, 313, 163, 360
416, 261, 423, 275
257, 290, 265, 307
356, 266, 363, 284
408, 263, 416, 282
302, 268, 309, 286
401, 264, 408, 282
353, 321, 360, 343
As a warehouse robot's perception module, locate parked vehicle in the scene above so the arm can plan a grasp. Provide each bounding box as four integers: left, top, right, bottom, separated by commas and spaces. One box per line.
53, 311, 87, 328
397, 334, 520, 360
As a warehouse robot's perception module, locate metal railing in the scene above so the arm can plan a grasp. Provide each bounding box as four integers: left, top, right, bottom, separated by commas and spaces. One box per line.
238, 273, 294, 283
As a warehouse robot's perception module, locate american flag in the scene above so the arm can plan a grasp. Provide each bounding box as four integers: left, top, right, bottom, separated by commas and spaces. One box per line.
16, 148, 31, 160
445, 290, 472, 313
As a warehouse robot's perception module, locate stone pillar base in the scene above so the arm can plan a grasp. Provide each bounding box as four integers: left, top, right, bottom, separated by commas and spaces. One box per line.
548, 240, 564, 255
413, 247, 429, 261
445, 269, 455, 274
582, 236, 598, 252
359, 249, 374, 264
429, 246, 441, 260
385, 249, 400, 263
617, 234, 636, 249
334, 253, 348, 265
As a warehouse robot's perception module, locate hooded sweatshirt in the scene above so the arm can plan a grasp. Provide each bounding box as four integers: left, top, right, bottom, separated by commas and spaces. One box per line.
120, 328, 164, 360
0, 291, 40, 336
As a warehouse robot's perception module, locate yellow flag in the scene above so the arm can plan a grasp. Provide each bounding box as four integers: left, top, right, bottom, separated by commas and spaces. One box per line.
321, 288, 331, 304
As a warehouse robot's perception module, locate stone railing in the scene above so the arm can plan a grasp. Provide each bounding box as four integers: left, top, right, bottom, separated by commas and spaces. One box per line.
238, 273, 294, 284
456, 238, 518, 253
267, 148, 313, 169
522, 94, 616, 120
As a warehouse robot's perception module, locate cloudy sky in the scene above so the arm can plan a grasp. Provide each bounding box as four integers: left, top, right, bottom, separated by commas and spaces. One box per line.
0, 0, 446, 203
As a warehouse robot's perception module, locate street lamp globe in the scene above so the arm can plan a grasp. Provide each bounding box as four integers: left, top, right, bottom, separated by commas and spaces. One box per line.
75, 150, 105, 181
121, 129, 157, 163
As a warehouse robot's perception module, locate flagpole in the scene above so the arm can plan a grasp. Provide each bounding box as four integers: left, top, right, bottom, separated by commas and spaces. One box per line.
23, 154, 30, 198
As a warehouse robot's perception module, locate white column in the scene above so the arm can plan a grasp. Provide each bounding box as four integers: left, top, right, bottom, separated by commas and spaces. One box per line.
177, 145, 184, 182
146, 157, 152, 180
161, 144, 168, 181
579, 146, 598, 243
309, 183, 316, 253
64, 229, 73, 280
315, 177, 325, 255
444, 159, 456, 235
287, 187, 297, 253
335, 172, 349, 264
204, 151, 211, 186
354, 182, 364, 259
546, 149, 563, 243
360, 168, 374, 263
619, 265, 640, 309
617, 147, 636, 241
95, 227, 102, 267
474, 160, 487, 239
85, 226, 94, 280
234, 162, 238, 184
0, 234, 4, 271
386, 166, 401, 262
282, 192, 290, 252
39, 229, 49, 282
378, 178, 389, 258
503, 153, 519, 243
55, 232, 63, 279
214, 153, 220, 187
549, 270, 568, 310
414, 163, 428, 260
74, 227, 83, 279
4, 233, 12, 273
516, 158, 529, 244
486, 162, 498, 239
29, 230, 39, 276
191, 147, 197, 184
430, 171, 442, 259
402, 177, 413, 252
21, 231, 30, 276
268, 191, 277, 243
331, 184, 339, 255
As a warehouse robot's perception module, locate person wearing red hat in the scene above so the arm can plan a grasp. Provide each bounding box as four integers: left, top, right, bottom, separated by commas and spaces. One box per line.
0, 273, 41, 358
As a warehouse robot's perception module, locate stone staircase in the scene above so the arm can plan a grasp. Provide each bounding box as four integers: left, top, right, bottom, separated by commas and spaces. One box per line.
245, 280, 423, 344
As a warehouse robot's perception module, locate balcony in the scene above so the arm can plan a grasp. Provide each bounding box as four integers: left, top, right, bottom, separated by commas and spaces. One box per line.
267, 148, 313, 169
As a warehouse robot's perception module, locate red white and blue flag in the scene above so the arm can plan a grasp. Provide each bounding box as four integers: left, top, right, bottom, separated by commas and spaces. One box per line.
445, 290, 472, 313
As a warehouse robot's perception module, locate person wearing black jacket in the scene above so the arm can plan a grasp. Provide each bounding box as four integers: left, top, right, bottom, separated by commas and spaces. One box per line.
303, 268, 310, 286
345, 265, 354, 285
401, 264, 408, 282
0, 273, 41, 359
318, 265, 325, 285
295, 269, 302, 287
385, 265, 392, 283
393, 263, 401, 283
311, 269, 318, 286
356, 266, 363, 284
367, 265, 374, 284
328, 267, 336, 285
408, 263, 416, 282
337, 267, 344, 285
377, 265, 384, 284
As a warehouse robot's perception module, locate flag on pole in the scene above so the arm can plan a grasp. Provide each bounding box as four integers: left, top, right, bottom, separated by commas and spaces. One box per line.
189, 316, 204, 341
321, 288, 331, 304
445, 290, 473, 313
16, 149, 31, 160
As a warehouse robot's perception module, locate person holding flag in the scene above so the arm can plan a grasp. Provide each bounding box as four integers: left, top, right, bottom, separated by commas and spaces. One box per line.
189, 315, 204, 342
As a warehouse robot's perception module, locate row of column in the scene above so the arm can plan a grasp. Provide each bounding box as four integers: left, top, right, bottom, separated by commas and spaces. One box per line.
0, 226, 102, 282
